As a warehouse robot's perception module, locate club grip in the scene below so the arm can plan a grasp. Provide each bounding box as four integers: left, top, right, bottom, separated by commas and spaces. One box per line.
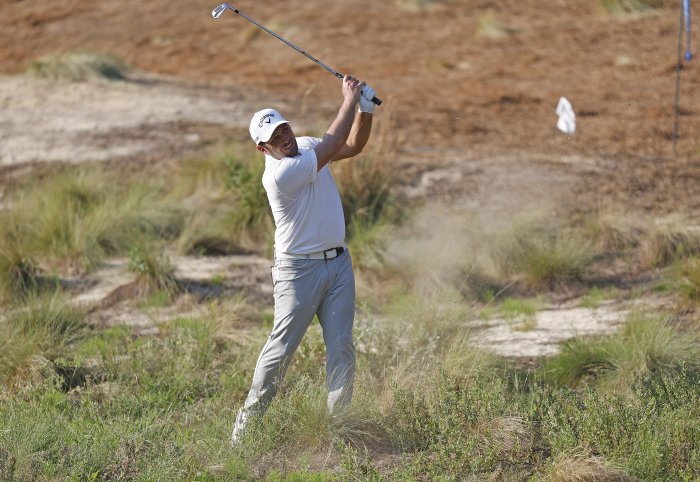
371, 96, 382, 106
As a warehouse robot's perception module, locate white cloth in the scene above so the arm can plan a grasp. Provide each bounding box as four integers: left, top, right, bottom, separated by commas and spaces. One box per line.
556, 97, 576, 135
262, 136, 346, 255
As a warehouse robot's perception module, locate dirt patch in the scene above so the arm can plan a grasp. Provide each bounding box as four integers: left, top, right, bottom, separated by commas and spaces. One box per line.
71, 254, 272, 334
0, 73, 265, 166
470, 294, 675, 357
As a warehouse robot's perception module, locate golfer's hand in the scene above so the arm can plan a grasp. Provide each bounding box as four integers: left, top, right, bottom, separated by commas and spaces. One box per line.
359, 84, 377, 114
342, 75, 364, 105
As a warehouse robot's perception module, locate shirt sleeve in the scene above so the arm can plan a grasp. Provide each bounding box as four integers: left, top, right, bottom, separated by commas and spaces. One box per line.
274, 148, 318, 198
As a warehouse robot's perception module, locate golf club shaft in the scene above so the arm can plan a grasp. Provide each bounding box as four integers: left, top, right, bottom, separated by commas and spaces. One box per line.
212, 3, 382, 105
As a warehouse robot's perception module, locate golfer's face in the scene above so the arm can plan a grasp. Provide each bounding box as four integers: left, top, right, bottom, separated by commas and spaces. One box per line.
264, 124, 298, 159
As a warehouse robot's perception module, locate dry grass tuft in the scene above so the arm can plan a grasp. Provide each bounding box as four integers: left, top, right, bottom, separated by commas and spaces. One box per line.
639, 218, 700, 268
127, 244, 178, 298
545, 312, 700, 394
477, 13, 516, 39
600, 0, 666, 15
392, 0, 451, 11
499, 226, 595, 291
0, 215, 38, 302
582, 212, 643, 252
673, 257, 700, 303
27, 52, 129, 81
476, 415, 533, 460
543, 448, 634, 481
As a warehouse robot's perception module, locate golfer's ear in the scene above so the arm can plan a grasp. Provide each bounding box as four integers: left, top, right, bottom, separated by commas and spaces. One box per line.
256, 145, 267, 154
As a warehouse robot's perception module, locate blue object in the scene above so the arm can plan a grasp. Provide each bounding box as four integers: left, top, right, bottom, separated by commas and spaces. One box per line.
684, 0, 692, 61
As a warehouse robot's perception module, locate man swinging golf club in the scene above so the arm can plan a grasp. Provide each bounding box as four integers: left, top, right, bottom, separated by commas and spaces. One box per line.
231, 75, 378, 445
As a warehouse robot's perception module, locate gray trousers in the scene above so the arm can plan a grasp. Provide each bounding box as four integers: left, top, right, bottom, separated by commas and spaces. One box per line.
242, 250, 356, 415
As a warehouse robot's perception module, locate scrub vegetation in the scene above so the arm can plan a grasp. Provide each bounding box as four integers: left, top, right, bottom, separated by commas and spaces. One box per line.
1, 147, 700, 479
1, 294, 700, 480
26, 52, 130, 82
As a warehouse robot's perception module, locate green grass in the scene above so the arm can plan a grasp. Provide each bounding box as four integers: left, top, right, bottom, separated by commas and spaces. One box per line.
545, 312, 700, 394
0, 166, 184, 278
499, 297, 540, 320
0, 294, 87, 390
0, 211, 39, 302
498, 297, 541, 331
3, 296, 700, 479
5, 140, 700, 479
580, 286, 620, 309
222, 148, 274, 251
175, 146, 274, 256
26, 52, 129, 82
499, 226, 595, 290
128, 243, 178, 299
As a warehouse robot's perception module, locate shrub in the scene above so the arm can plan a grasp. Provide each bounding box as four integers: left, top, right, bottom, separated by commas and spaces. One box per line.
222, 149, 274, 252
537, 376, 700, 480
386, 371, 533, 476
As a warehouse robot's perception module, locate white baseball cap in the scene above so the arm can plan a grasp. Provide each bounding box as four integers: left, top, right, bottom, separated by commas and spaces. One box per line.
249, 108, 290, 145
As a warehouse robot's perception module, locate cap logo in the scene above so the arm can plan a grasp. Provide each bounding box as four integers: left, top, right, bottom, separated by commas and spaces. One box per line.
258, 112, 275, 128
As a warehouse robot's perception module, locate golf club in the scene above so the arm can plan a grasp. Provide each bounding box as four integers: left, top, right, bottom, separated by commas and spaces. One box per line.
211, 3, 382, 105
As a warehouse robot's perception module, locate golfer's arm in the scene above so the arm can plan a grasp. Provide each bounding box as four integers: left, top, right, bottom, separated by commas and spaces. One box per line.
314, 99, 357, 171
331, 111, 373, 162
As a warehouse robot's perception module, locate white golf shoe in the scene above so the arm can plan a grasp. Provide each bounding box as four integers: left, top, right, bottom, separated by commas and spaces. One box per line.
230, 409, 249, 447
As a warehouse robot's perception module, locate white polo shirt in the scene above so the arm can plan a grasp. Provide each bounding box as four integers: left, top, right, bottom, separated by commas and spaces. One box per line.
262, 136, 346, 255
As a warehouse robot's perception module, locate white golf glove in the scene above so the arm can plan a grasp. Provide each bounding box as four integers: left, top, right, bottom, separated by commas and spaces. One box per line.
359, 84, 377, 114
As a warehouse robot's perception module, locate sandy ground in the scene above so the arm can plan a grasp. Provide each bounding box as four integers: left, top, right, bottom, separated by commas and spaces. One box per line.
0, 73, 258, 166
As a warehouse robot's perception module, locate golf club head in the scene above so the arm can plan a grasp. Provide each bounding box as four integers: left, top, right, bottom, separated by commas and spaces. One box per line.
211, 3, 229, 19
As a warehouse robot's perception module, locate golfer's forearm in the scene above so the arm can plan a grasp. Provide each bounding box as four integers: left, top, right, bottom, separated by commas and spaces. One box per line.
326, 100, 357, 146
346, 111, 373, 153
315, 99, 357, 169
